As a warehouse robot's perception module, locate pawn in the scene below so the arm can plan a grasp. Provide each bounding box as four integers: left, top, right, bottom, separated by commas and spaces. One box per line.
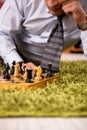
9, 69, 14, 83
12, 61, 16, 65
26, 69, 33, 83
3, 63, 10, 80
35, 66, 42, 81
46, 62, 53, 77
23, 67, 27, 79
3, 70, 6, 79
14, 64, 19, 77
11, 61, 16, 75
19, 62, 24, 74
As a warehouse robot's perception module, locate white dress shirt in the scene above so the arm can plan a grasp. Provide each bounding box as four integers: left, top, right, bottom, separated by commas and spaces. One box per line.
81, 31, 87, 56
0, 0, 87, 66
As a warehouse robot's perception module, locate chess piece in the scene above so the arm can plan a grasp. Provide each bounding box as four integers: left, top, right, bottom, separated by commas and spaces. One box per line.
19, 62, 24, 74
35, 66, 42, 81
0, 56, 4, 67
46, 62, 53, 77
3, 63, 10, 80
23, 67, 27, 79
3, 70, 6, 79
14, 64, 19, 77
9, 69, 15, 83
10, 61, 16, 75
26, 69, 33, 83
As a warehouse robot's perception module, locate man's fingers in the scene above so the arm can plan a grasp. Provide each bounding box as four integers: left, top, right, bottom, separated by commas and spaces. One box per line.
22, 62, 36, 70
61, 0, 78, 6
28, 62, 37, 70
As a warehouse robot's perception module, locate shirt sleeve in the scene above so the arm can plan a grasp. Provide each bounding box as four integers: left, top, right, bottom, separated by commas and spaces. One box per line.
81, 30, 87, 56
0, 0, 24, 66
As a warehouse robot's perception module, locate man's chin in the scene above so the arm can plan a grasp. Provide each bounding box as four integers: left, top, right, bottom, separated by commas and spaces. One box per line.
50, 10, 64, 16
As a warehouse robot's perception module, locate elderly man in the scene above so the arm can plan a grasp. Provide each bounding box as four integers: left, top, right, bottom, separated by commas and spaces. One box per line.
0, 0, 87, 72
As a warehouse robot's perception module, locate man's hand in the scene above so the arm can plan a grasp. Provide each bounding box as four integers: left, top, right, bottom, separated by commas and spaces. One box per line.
62, 0, 87, 26
22, 62, 36, 70
22, 62, 37, 76
22, 62, 36, 74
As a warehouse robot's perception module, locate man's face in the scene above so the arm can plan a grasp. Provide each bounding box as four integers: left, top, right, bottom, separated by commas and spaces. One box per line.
45, 0, 69, 16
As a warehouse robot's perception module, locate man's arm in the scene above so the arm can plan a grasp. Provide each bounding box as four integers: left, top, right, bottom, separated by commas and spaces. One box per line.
62, 0, 87, 55
0, 0, 24, 66
55, 0, 87, 56
62, 0, 87, 26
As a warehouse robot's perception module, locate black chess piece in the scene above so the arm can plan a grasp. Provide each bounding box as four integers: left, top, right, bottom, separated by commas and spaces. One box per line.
3, 70, 6, 79
10, 61, 16, 75
0, 57, 4, 67
19, 62, 24, 74
3, 63, 10, 80
46, 62, 53, 77
9, 69, 14, 83
26, 69, 33, 83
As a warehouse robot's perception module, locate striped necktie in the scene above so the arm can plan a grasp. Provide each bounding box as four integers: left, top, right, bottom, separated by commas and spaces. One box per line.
41, 15, 64, 72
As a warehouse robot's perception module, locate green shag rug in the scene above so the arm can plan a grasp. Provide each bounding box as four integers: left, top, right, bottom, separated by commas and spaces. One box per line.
0, 61, 87, 117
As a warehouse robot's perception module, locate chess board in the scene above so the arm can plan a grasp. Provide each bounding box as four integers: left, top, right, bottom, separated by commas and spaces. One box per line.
0, 62, 59, 90
0, 71, 59, 90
